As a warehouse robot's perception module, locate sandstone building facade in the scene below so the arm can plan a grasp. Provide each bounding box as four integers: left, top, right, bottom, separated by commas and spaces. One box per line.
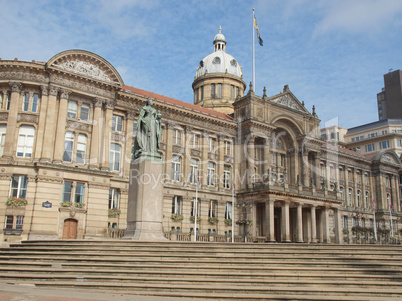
1, 31, 401, 243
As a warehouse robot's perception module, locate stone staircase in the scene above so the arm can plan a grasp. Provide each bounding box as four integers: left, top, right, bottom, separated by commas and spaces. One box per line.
0, 240, 402, 300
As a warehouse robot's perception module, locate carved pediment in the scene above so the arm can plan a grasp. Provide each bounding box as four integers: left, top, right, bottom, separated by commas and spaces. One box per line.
270, 94, 306, 113
47, 50, 124, 86
381, 153, 400, 165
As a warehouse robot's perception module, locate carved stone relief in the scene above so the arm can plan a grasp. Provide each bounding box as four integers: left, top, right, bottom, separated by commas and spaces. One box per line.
272, 94, 303, 112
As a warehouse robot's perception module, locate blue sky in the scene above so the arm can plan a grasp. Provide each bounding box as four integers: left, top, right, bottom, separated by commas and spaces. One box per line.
1, 0, 402, 129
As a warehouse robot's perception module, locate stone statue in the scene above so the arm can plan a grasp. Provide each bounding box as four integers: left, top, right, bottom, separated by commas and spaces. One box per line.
133, 98, 162, 160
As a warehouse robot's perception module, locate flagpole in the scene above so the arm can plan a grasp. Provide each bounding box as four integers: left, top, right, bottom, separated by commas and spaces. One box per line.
194, 175, 198, 242
389, 197, 394, 238
232, 178, 235, 243
252, 8, 255, 92
373, 197, 377, 242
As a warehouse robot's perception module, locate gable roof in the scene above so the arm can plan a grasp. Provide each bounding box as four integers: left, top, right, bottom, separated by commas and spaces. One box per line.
122, 85, 233, 121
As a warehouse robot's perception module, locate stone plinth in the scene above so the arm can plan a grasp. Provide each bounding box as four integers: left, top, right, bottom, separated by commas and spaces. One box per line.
123, 156, 167, 241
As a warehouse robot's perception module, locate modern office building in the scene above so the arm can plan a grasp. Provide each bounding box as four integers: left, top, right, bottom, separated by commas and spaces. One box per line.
377, 69, 402, 120
1, 30, 401, 244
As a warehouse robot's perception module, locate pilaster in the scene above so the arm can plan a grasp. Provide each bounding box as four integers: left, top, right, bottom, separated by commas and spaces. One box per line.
53, 89, 71, 163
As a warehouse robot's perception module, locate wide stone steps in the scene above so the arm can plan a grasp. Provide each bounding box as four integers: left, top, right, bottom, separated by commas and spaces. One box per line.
1, 240, 402, 300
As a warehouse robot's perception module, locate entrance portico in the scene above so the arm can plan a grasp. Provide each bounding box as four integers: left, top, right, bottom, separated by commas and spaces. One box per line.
241, 191, 342, 244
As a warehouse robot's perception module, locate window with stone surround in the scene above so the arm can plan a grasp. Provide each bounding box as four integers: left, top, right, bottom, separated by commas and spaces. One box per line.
224, 140, 233, 156
189, 158, 199, 184
171, 155, 182, 182
225, 202, 232, 219
0, 124, 6, 156
209, 200, 217, 218
109, 143, 121, 171
190, 133, 200, 149
191, 198, 200, 217
207, 162, 216, 186
171, 196, 182, 215
10, 175, 28, 199
80, 103, 90, 121
62, 181, 85, 204
23, 93, 30, 111
173, 129, 183, 146
16, 126, 34, 158
76, 134, 87, 164
67, 101, 78, 118
112, 115, 123, 132
109, 188, 120, 209
223, 165, 231, 189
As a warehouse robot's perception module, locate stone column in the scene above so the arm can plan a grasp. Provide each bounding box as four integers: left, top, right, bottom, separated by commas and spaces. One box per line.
33, 85, 49, 161
322, 206, 330, 243
296, 202, 303, 243
263, 137, 271, 180
124, 112, 135, 177
164, 123, 174, 181
2, 82, 22, 159
201, 131, 209, 187
40, 85, 59, 162
247, 135, 255, 189
314, 154, 320, 189
390, 175, 398, 213
89, 98, 103, 169
281, 201, 291, 242
302, 151, 309, 187
53, 89, 71, 163
265, 199, 275, 242
183, 126, 192, 186
334, 208, 343, 244
101, 100, 114, 171
310, 205, 317, 243
217, 135, 224, 190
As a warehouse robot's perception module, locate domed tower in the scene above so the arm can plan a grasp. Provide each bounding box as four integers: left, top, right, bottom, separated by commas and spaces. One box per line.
192, 27, 246, 115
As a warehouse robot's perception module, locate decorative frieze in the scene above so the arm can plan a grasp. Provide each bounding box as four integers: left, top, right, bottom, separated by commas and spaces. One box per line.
65, 120, 92, 133
0, 112, 8, 121
17, 113, 39, 124
190, 148, 202, 158
0, 72, 48, 84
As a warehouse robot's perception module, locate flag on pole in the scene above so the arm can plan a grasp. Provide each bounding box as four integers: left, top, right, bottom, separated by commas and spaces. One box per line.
254, 12, 263, 46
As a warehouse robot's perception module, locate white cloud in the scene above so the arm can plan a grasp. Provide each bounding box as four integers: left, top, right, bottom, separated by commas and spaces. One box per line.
313, 0, 402, 37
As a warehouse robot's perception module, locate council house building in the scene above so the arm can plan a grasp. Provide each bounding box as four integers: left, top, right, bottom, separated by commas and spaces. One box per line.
1, 30, 401, 243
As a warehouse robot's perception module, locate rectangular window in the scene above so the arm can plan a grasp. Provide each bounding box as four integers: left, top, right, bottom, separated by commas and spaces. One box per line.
189, 158, 199, 184
200, 86, 204, 100
223, 165, 231, 189
80, 104, 89, 121
190, 133, 200, 149
171, 155, 181, 182
209, 200, 217, 218
133, 120, 138, 136
207, 162, 215, 186
173, 129, 182, 145
217, 84, 222, 99
16, 216, 24, 230
75, 183, 84, 203
225, 202, 232, 219
63, 131, 74, 162
171, 196, 182, 215
191, 198, 200, 217
23, 93, 29, 111
67, 101, 78, 118
5, 216, 13, 229
109, 143, 121, 171
211, 84, 216, 99
112, 115, 123, 132
0, 125, 6, 156
109, 188, 120, 209
0, 92, 3, 109
330, 132, 335, 140
76, 134, 87, 164
236, 87, 240, 98
343, 216, 348, 229
230, 85, 234, 100
10, 175, 28, 199
398, 140, 402, 147
208, 137, 216, 153
31, 94, 39, 113
224, 140, 233, 156
6, 93, 11, 110
17, 126, 35, 158
62, 181, 73, 202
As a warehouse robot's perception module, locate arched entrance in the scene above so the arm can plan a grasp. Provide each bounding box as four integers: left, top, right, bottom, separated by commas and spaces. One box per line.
63, 219, 78, 239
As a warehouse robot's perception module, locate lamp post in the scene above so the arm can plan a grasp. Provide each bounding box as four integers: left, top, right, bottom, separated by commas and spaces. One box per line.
237, 200, 253, 242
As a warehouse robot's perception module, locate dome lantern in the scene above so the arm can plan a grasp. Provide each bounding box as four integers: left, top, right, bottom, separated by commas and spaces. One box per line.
213, 26, 226, 52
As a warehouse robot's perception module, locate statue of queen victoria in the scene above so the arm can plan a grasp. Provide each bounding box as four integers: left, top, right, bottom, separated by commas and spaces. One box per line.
132, 98, 162, 160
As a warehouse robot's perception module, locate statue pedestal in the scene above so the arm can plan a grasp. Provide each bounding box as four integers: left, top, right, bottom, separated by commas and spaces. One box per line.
123, 156, 167, 241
